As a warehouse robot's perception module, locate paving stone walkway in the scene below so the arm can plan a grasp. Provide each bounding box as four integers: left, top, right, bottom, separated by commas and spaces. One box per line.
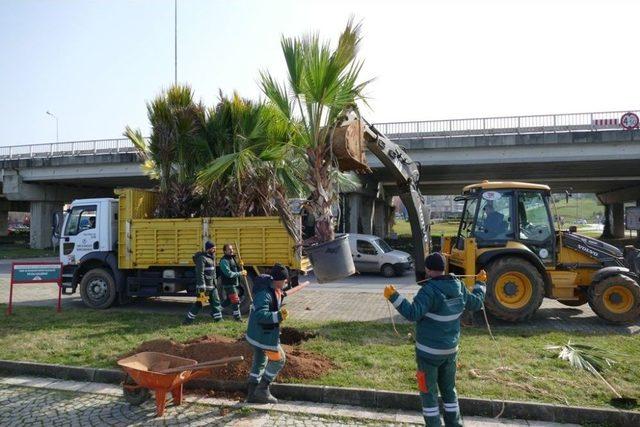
0, 376, 579, 426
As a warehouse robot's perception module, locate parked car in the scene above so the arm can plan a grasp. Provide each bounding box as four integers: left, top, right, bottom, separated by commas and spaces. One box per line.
345, 233, 413, 277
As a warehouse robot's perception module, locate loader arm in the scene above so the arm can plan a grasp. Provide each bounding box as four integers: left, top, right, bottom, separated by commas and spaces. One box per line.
336, 111, 431, 281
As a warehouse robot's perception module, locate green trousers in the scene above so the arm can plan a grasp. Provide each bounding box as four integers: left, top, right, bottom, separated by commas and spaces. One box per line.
185, 288, 222, 322
417, 354, 462, 427
248, 345, 286, 384
221, 285, 242, 319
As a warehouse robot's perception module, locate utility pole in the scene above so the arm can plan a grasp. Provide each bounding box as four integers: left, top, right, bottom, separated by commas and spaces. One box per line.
46, 111, 59, 142
174, 0, 177, 84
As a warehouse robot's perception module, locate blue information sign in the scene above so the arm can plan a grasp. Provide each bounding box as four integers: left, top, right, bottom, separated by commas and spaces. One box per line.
12, 263, 61, 283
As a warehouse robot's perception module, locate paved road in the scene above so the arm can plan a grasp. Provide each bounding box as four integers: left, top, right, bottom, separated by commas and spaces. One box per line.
0, 376, 579, 426
1, 259, 638, 333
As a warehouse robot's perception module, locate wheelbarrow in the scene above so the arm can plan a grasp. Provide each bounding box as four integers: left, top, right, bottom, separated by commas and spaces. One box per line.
117, 351, 244, 416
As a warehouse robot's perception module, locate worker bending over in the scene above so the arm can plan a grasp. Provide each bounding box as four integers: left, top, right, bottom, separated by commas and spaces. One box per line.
184, 241, 222, 324
219, 243, 247, 321
384, 253, 486, 427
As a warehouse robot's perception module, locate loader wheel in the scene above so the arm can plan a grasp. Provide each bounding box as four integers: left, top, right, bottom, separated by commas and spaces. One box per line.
485, 257, 545, 322
80, 268, 117, 309
588, 275, 640, 324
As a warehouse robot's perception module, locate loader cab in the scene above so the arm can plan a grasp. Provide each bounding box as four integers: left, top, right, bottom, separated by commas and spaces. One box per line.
454, 182, 556, 265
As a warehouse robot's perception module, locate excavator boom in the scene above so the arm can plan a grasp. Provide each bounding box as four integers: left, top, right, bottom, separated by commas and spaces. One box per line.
334, 111, 431, 281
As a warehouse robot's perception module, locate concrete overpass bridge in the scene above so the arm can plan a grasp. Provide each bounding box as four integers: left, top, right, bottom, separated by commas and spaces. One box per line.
2, 109, 639, 247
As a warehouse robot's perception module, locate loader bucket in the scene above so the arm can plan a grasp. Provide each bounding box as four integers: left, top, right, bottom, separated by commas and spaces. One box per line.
331, 120, 371, 173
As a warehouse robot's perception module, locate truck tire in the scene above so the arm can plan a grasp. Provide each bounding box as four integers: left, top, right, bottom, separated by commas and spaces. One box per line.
79, 268, 117, 309
220, 275, 253, 316
381, 264, 396, 278
588, 275, 640, 324
485, 257, 545, 322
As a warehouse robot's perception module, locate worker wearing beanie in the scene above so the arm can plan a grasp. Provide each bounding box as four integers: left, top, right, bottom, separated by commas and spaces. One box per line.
245, 263, 290, 404
184, 241, 222, 324
219, 243, 247, 321
384, 252, 487, 427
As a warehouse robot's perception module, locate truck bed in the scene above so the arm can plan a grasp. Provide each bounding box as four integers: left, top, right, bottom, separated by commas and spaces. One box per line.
116, 188, 309, 271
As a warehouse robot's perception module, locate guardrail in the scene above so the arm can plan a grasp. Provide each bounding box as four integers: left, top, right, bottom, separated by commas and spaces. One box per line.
373, 110, 640, 138
0, 138, 138, 160
1, 110, 638, 160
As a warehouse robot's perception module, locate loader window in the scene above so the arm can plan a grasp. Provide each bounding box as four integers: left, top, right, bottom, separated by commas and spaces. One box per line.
518, 192, 552, 243
475, 191, 514, 241
64, 205, 97, 236
458, 198, 478, 239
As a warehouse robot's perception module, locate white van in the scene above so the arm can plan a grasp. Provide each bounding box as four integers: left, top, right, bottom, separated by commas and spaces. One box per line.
346, 234, 413, 277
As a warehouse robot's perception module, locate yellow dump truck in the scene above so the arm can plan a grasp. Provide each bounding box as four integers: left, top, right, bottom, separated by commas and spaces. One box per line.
58, 188, 310, 312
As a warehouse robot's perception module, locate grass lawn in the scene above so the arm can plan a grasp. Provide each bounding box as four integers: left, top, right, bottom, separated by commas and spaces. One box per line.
0, 244, 56, 259
1, 305, 638, 410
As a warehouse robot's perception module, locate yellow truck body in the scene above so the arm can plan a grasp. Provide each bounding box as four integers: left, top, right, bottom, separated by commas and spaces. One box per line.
115, 188, 310, 272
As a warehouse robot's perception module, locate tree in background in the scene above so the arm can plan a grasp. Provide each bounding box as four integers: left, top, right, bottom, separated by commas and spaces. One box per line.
260, 18, 370, 244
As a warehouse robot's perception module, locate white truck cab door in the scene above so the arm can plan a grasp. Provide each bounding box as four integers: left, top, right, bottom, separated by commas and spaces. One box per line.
353, 238, 380, 272
60, 204, 99, 265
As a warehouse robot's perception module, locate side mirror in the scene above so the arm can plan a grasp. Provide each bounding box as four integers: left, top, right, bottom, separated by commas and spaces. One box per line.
565, 189, 573, 204
52, 211, 63, 239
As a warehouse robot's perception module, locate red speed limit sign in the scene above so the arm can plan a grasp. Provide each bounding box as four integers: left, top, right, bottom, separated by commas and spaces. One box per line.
620, 112, 639, 130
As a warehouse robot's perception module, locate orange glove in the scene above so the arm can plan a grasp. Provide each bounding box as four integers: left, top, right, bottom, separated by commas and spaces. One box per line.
383, 285, 397, 300
477, 270, 487, 283
280, 308, 289, 321
240, 269, 248, 277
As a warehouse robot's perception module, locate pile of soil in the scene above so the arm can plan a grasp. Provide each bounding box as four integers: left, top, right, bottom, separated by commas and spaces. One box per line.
129, 329, 332, 382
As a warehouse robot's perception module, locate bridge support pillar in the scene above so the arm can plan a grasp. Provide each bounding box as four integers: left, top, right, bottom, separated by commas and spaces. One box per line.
30, 201, 57, 249
373, 199, 386, 237
361, 196, 374, 235
611, 202, 625, 239
348, 194, 362, 234
0, 211, 8, 236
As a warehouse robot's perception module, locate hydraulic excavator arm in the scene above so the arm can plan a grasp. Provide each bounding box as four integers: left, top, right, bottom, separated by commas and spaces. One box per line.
335, 111, 431, 281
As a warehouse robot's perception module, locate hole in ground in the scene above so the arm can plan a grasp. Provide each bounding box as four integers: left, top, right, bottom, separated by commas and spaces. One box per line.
280, 327, 317, 345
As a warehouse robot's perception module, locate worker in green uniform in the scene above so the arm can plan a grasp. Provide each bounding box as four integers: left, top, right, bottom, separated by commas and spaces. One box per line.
244, 263, 290, 404
219, 243, 247, 321
384, 253, 486, 427
184, 241, 223, 324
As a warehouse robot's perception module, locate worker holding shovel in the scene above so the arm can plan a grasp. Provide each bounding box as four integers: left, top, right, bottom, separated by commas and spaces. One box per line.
220, 243, 247, 321
384, 252, 487, 427
183, 241, 223, 325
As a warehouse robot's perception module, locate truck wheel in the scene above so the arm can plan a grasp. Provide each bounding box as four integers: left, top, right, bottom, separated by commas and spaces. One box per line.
485, 257, 545, 322
381, 264, 396, 278
588, 275, 640, 324
220, 276, 253, 316
79, 268, 117, 309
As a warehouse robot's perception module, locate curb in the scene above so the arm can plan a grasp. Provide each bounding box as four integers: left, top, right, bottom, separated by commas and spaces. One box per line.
1, 359, 638, 426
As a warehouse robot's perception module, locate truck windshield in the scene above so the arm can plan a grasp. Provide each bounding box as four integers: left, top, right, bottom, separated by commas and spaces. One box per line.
374, 238, 393, 253
64, 205, 97, 236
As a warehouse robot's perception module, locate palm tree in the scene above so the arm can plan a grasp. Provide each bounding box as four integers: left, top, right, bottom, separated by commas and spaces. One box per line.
260, 18, 371, 244
125, 85, 206, 217
197, 93, 306, 239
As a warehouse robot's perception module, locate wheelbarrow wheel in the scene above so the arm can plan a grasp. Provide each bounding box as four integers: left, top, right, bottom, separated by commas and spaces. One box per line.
123, 379, 151, 406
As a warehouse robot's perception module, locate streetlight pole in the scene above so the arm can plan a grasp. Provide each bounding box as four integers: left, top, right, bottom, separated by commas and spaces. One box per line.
46, 111, 59, 142
174, 0, 177, 84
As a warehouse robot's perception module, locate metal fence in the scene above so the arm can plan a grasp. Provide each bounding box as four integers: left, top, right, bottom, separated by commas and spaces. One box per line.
1, 110, 638, 160
0, 138, 138, 160
373, 110, 640, 138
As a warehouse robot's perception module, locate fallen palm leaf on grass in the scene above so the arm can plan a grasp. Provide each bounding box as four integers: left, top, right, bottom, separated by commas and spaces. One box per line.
546, 340, 637, 408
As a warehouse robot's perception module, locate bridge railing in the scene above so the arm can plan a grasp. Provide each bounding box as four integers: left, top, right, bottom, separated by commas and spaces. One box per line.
373, 110, 640, 138
2, 110, 638, 160
0, 138, 138, 160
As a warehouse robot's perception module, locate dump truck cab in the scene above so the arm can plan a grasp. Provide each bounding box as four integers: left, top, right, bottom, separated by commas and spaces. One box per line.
443, 181, 640, 324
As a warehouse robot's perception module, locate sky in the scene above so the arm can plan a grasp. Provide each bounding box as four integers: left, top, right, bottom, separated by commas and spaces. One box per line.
1, 0, 639, 146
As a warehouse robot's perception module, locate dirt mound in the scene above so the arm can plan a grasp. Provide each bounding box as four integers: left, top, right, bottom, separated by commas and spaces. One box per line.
128, 331, 333, 382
